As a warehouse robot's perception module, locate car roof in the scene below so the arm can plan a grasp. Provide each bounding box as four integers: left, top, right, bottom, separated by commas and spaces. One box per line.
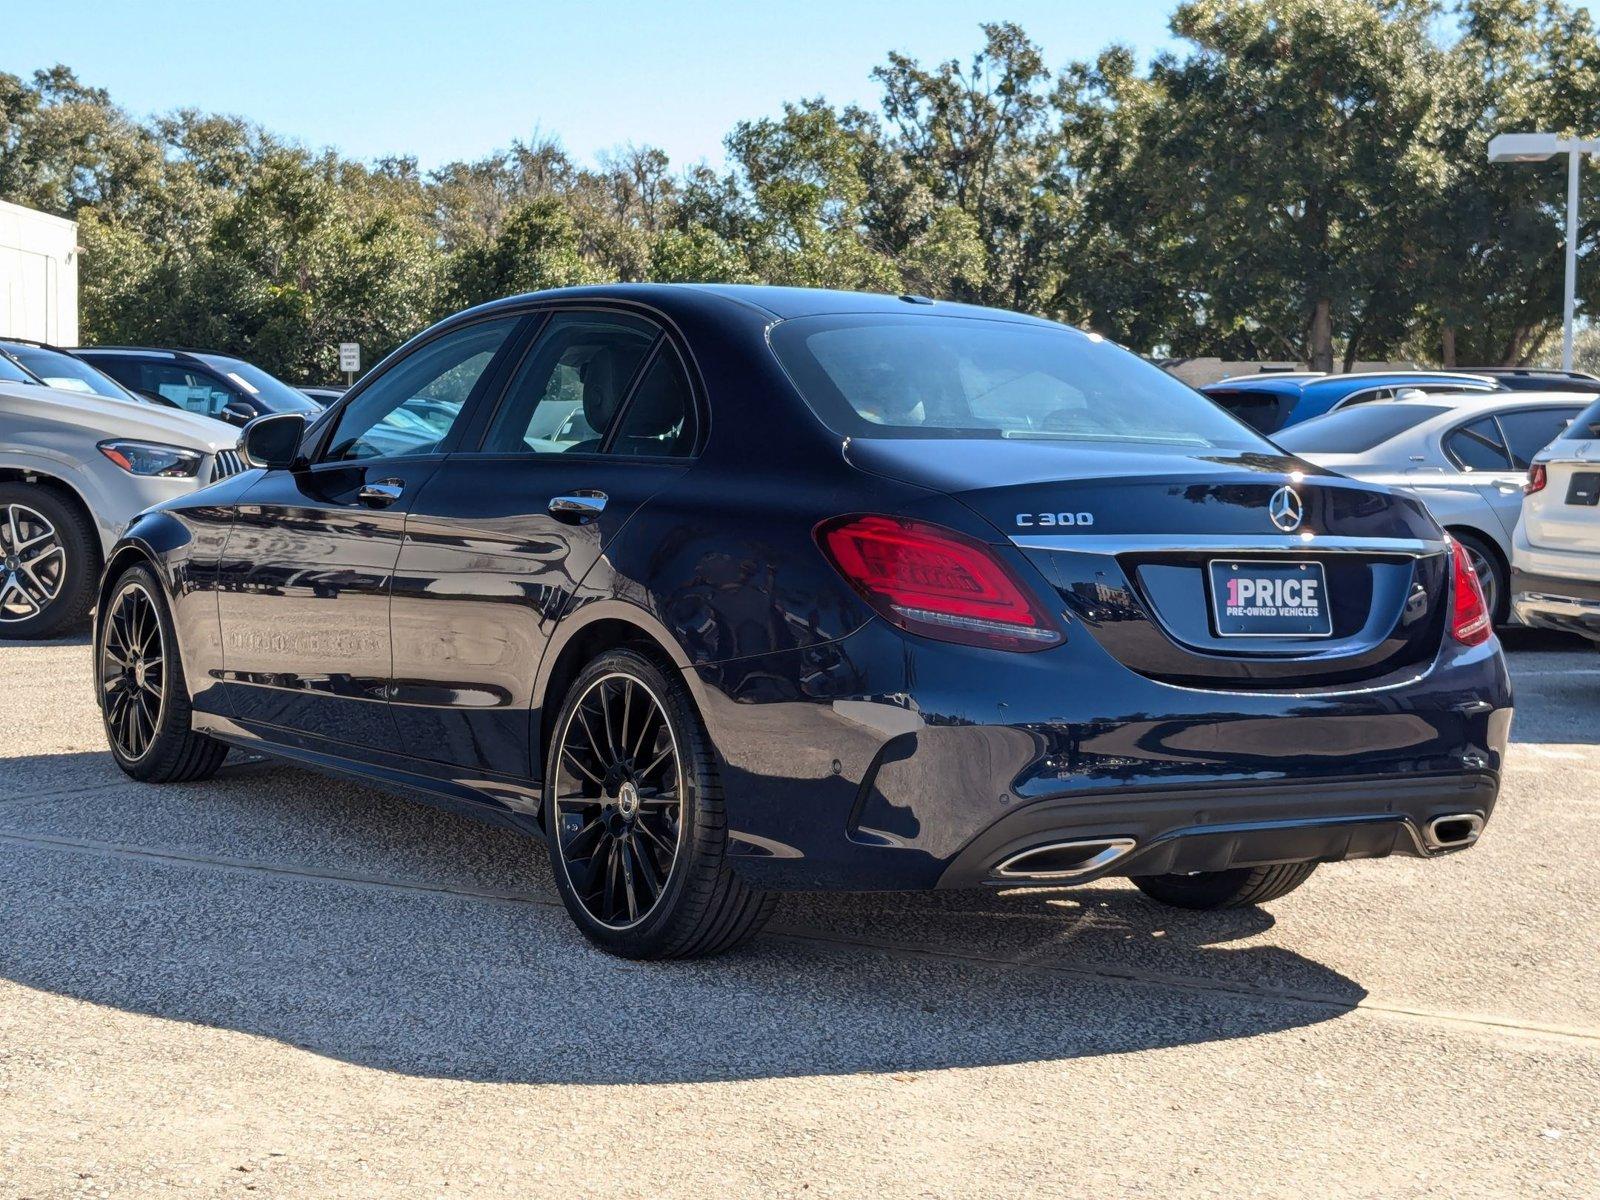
453, 282, 1061, 326
1397, 390, 1595, 410
1207, 371, 1499, 395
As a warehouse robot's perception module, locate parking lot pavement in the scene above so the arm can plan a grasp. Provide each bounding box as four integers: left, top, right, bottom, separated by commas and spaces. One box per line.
0, 632, 1596, 1199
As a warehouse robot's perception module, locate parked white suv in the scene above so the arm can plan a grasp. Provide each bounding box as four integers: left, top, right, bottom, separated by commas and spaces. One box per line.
0, 361, 247, 638
1512, 395, 1600, 642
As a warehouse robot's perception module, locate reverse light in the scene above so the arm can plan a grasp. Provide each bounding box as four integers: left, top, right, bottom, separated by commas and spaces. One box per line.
816, 514, 1063, 651
97, 439, 203, 478
1524, 463, 1547, 495
1447, 536, 1492, 647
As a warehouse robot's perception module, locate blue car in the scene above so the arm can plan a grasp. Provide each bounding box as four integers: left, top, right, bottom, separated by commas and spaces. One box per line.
92, 286, 1511, 958
1204, 371, 1501, 434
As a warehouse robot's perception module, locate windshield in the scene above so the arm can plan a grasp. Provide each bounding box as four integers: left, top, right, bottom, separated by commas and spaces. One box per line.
1274, 404, 1448, 455
196, 355, 319, 413
769, 314, 1272, 450
0, 352, 41, 386
5, 345, 142, 401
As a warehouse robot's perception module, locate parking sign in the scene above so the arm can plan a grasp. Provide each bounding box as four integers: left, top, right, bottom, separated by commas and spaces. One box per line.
338, 342, 360, 373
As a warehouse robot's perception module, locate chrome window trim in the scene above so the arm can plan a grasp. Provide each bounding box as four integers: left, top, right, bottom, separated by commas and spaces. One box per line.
1010, 533, 1446, 555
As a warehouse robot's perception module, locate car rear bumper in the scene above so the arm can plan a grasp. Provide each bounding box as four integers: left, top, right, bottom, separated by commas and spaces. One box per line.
1511, 567, 1600, 641
935, 774, 1496, 888
691, 619, 1512, 892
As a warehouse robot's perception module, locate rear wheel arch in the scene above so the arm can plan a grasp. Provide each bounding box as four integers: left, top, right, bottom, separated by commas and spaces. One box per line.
535, 607, 697, 789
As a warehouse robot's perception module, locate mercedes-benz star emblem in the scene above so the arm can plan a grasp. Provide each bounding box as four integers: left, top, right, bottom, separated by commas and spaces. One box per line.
1268, 485, 1304, 533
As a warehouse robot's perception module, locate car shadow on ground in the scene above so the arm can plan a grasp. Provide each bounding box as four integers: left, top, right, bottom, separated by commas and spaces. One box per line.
0, 749, 1368, 1084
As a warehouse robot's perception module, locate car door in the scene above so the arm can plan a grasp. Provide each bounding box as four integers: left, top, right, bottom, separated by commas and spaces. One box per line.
214, 315, 524, 750
1446, 408, 1581, 538
1440, 415, 1527, 537
388, 307, 701, 782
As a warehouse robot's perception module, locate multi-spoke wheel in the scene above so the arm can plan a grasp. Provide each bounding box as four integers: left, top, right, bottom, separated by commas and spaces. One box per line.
0, 485, 96, 639
100, 578, 166, 761
543, 648, 775, 958
551, 670, 684, 928
98, 564, 227, 782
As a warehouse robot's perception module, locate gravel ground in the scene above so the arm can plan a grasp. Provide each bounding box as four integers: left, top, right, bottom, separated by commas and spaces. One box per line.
0, 629, 1596, 1199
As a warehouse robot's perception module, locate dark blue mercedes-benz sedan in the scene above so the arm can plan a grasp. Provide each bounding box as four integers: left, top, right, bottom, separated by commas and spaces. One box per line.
93, 284, 1512, 958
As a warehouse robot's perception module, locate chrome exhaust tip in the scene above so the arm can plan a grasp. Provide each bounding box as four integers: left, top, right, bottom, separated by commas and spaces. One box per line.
992, 837, 1137, 881
1423, 813, 1484, 851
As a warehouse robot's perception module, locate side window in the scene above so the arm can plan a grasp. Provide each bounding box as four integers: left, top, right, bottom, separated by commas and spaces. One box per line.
323, 317, 519, 462
1444, 417, 1513, 472
138, 363, 236, 417
481, 312, 657, 454
1498, 407, 1582, 469
1336, 388, 1392, 409
609, 347, 696, 457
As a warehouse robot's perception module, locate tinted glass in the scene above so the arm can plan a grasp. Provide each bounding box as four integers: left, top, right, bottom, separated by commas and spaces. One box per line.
136, 362, 238, 417
197, 355, 318, 413
771, 314, 1269, 450
1498, 407, 1582, 468
1204, 387, 1296, 434
8, 345, 137, 400
1558, 396, 1600, 441
481, 312, 657, 454
1444, 417, 1513, 471
324, 317, 519, 462
609, 348, 695, 457
1273, 404, 1448, 454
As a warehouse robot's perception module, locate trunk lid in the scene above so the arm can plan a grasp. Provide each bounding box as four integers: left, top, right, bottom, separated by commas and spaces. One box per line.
1524, 439, 1600, 552
848, 438, 1451, 690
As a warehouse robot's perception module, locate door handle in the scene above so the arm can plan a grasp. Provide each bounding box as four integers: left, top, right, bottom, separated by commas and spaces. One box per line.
358, 478, 405, 507
548, 490, 607, 523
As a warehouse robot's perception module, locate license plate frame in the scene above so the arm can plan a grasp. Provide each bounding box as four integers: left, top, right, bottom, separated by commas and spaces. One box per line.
1208, 559, 1333, 639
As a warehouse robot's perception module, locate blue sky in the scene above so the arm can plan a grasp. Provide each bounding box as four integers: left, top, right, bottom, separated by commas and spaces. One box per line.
6, 0, 1185, 168
10, 1, 1599, 172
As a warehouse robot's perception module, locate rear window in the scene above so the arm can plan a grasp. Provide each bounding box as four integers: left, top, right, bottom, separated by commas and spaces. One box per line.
1558, 397, 1600, 441
769, 314, 1270, 450
1274, 404, 1448, 454
1203, 387, 1297, 434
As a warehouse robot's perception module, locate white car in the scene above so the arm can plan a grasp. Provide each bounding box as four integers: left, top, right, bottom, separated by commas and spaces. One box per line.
1512, 395, 1600, 642
1275, 391, 1592, 624
0, 361, 247, 638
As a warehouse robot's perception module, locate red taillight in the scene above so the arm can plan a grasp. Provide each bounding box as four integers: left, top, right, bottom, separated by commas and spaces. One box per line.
1448, 536, 1492, 646
816, 515, 1063, 652
1524, 463, 1547, 495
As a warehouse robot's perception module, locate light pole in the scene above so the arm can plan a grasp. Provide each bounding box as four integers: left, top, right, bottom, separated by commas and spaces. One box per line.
1488, 132, 1600, 372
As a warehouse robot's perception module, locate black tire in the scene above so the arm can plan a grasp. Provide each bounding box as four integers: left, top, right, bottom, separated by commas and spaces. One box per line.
1132, 862, 1317, 910
0, 483, 98, 639
543, 647, 775, 959
1451, 530, 1508, 626
98, 563, 228, 783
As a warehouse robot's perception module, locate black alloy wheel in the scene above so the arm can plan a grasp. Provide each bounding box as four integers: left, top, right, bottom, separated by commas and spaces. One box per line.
100, 577, 166, 761
98, 564, 227, 782
551, 668, 685, 928
543, 648, 775, 958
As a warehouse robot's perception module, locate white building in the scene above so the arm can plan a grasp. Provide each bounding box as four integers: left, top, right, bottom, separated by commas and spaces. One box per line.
0, 199, 79, 345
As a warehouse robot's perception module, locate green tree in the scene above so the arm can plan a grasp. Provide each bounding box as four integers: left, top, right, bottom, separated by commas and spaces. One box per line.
445, 195, 600, 309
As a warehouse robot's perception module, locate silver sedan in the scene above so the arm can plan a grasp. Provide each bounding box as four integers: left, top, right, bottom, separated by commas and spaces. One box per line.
1275, 391, 1592, 623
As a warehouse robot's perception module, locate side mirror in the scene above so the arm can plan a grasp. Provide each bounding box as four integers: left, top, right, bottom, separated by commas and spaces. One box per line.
222, 398, 258, 425
242, 412, 307, 470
